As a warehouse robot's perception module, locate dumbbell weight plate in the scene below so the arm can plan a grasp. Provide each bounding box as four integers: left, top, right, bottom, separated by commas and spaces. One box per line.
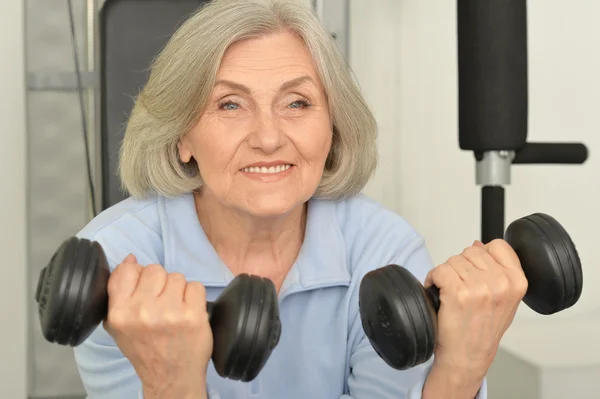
505, 213, 583, 315
358, 265, 436, 370
210, 274, 281, 382
36, 237, 110, 347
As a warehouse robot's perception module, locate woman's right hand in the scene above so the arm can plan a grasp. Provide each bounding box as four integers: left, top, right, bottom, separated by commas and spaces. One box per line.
104, 254, 213, 399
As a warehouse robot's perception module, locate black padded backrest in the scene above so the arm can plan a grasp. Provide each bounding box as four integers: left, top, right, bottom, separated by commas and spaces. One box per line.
99, 0, 208, 210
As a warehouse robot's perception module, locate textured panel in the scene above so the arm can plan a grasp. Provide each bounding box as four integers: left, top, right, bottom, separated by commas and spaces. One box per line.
27, 0, 87, 71
26, 0, 89, 397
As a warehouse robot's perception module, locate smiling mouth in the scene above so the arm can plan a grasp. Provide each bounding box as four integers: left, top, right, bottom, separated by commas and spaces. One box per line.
240, 164, 293, 174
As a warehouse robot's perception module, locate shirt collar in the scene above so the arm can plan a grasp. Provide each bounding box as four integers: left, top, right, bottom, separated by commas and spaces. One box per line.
159, 193, 350, 292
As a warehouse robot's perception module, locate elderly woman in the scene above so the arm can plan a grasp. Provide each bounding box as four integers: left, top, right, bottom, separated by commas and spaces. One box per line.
73, 0, 528, 398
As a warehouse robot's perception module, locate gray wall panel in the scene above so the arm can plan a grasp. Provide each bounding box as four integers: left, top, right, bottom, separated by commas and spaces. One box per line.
27, 92, 89, 397
26, 0, 89, 396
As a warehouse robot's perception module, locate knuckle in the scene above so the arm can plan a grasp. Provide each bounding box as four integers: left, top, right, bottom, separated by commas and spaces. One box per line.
455, 286, 472, 306
488, 239, 513, 259
493, 275, 511, 296
107, 308, 129, 331
163, 310, 184, 327
455, 285, 493, 307
138, 305, 160, 328
513, 274, 529, 297
474, 285, 493, 303
183, 308, 203, 327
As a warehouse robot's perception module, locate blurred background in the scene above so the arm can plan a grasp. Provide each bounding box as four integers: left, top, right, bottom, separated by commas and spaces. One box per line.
1, 0, 598, 398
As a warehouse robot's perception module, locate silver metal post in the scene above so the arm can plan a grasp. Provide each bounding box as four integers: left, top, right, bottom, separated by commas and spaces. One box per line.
475, 150, 515, 186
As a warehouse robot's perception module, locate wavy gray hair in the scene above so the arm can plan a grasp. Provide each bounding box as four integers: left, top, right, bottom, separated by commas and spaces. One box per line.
119, 0, 378, 200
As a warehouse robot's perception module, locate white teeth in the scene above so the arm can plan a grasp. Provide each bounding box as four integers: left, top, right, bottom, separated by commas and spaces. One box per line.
241, 164, 292, 174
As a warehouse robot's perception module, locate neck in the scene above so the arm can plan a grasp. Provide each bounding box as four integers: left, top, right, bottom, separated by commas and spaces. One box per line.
193, 189, 306, 287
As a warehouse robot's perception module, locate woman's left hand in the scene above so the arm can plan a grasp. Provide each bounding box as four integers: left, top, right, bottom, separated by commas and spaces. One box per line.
422, 239, 529, 397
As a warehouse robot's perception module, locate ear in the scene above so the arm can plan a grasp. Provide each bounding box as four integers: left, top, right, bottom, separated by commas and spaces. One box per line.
177, 137, 193, 163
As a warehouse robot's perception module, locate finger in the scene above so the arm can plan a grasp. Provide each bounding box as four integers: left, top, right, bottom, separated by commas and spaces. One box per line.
123, 253, 137, 264
161, 272, 188, 302
184, 281, 208, 310
445, 254, 475, 281
485, 239, 523, 271
134, 264, 168, 298
108, 259, 142, 300
461, 245, 497, 272
425, 263, 463, 291
473, 240, 485, 248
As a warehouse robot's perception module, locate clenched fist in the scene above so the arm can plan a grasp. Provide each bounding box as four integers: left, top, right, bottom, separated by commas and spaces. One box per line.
423, 239, 528, 398
104, 254, 212, 399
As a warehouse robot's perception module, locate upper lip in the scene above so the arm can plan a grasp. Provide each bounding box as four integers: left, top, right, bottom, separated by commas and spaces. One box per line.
241, 161, 293, 168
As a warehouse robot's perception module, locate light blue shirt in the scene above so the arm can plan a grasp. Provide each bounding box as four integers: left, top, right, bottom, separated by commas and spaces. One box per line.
73, 192, 487, 398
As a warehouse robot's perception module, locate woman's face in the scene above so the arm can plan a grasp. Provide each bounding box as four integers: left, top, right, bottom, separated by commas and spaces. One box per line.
179, 30, 333, 218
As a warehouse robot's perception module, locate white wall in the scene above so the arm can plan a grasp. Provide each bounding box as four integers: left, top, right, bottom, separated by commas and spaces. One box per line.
0, 0, 28, 397
351, 0, 403, 210
354, 0, 599, 322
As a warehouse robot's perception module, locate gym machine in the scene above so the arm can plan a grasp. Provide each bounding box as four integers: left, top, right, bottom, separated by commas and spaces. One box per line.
359, 0, 587, 370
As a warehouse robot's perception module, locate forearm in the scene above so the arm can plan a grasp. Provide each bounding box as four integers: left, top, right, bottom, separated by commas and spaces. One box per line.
422, 363, 484, 399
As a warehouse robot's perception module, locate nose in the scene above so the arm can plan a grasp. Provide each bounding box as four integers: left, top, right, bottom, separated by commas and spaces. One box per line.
248, 109, 285, 154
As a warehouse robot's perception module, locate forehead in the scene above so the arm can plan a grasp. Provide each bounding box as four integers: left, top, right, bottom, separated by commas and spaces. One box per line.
216, 30, 321, 84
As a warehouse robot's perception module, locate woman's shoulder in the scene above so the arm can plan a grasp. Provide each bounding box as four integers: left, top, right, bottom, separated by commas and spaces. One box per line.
75, 194, 164, 268
331, 192, 422, 244
316, 193, 432, 278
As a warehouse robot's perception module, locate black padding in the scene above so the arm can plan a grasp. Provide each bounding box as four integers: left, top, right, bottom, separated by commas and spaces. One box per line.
100, 0, 208, 210
505, 213, 583, 315
36, 237, 281, 382
359, 213, 583, 370
457, 0, 528, 151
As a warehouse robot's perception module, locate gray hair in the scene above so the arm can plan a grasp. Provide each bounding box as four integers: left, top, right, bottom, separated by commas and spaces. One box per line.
119, 0, 378, 200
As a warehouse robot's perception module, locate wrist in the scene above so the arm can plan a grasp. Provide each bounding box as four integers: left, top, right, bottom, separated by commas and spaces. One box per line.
422, 362, 484, 399
142, 380, 208, 399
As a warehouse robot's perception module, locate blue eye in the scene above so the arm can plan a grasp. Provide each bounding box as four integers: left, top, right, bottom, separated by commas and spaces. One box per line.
290, 100, 311, 109
220, 101, 239, 110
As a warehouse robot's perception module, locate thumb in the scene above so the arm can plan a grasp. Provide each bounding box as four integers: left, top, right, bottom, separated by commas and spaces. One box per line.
123, 253, 137, 264
473, 240, 485, 248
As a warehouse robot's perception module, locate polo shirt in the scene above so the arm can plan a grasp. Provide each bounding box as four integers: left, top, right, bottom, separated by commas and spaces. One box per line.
73, 192, 487, 398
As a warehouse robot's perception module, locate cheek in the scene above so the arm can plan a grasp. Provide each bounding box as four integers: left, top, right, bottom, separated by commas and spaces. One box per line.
191, 122, 244, 176
298, 127, 333, 166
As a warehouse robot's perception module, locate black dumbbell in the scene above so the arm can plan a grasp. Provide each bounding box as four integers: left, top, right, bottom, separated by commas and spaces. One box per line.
358, 213, 583, 370
35, 237, 282, 382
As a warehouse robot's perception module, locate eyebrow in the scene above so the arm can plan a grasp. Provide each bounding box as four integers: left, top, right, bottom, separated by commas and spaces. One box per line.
213, 75, 315, 94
